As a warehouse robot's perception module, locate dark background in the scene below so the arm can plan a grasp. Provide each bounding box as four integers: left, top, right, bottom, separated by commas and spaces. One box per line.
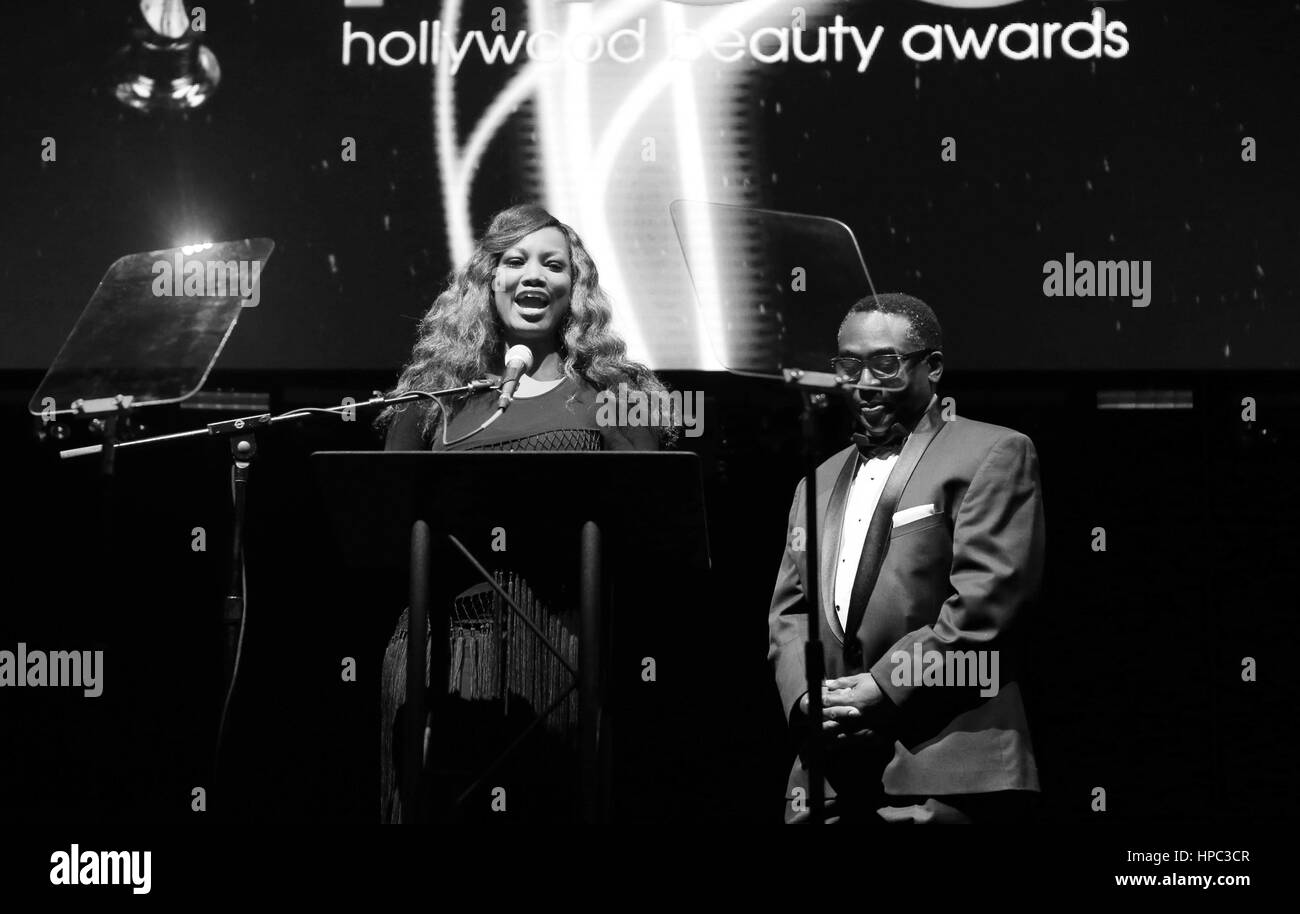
0, 0, 1297, 825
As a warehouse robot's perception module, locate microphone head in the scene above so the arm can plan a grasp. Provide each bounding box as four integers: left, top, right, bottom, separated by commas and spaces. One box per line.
503, 344, 534, 373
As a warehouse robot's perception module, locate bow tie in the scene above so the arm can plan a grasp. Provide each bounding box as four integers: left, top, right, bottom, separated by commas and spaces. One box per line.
852, 425, 907, 460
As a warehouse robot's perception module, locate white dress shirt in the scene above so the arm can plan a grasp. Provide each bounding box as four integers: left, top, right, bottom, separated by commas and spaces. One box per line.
833, 450, 900, 632
833, 395, 938, 632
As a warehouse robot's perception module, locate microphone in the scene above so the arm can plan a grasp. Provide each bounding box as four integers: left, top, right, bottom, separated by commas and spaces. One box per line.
496, 344, 534, 409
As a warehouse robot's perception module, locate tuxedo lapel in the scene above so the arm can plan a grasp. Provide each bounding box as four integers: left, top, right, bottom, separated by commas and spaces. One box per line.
817, 450, 858, 644
842, 401, 947, 662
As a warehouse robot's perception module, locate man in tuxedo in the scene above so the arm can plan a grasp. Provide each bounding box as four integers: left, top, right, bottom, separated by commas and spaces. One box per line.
768, 292, 1044, 824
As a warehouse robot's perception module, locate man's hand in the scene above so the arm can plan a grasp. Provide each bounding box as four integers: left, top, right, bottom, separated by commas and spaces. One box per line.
822, 673, 883, 731
797, 673, 884, 733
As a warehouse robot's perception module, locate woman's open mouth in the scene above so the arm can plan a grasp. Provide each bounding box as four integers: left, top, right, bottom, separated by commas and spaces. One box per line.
515, 291, 550, 310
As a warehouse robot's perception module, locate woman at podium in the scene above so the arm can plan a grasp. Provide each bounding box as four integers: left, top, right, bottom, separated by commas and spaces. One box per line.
375, 204, 674, 822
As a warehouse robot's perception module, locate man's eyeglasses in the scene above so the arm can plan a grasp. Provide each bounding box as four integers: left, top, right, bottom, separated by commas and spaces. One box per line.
830, 349, 931, 382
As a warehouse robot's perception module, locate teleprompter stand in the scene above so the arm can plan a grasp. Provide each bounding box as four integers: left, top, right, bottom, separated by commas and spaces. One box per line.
33, 238, 276, 769
670, 199, 885, 822
313, 451, 710, 823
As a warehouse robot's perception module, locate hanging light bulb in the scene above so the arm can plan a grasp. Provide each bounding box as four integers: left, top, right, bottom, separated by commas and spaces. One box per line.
111, 0, 221, 113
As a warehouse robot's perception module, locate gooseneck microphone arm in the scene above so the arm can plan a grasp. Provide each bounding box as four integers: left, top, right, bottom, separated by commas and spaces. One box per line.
56, 380, 499, 461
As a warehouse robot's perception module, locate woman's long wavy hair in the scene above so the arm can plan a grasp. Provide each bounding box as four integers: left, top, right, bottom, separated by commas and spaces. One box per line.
377, 204, 675, 443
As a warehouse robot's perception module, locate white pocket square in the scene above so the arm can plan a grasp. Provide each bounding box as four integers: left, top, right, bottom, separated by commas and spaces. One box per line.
892, 503, 938, 528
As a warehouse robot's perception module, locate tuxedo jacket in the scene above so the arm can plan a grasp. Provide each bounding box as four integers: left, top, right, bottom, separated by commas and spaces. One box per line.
768, 399, 1044, 812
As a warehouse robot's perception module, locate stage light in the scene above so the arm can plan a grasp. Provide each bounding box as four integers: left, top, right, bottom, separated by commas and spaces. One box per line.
111, 0, 221, 113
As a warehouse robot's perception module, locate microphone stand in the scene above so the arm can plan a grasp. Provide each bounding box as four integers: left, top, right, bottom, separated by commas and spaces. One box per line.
780, 367, 855, 824
58, 379, 499, 781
